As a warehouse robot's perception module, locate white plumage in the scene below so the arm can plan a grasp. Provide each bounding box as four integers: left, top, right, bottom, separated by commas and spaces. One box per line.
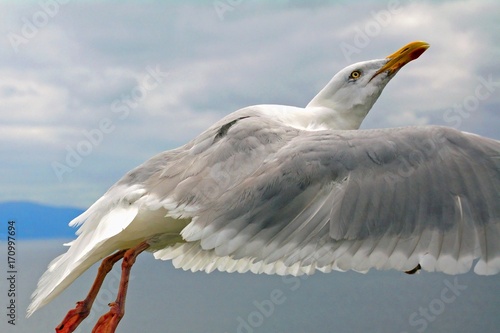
28, 41, 500, 330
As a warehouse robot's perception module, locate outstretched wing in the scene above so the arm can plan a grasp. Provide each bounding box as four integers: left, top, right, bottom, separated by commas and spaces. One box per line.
152, 119, 500, 276
29, 114, 500, 317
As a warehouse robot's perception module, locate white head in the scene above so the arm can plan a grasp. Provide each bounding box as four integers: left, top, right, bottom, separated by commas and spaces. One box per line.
307, 41, 430, 130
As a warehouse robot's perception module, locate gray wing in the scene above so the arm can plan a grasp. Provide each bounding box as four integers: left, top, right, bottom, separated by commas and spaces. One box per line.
128, 115, 500, 275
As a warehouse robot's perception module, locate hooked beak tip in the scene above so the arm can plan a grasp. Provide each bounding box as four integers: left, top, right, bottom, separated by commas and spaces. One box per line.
372, 41, 430, 79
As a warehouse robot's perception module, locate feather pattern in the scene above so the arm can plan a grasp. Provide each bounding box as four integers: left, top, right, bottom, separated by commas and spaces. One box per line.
28, 42, 500, 318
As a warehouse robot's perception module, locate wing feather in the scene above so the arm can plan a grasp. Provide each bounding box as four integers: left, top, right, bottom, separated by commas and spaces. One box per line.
159, 124, 500, 275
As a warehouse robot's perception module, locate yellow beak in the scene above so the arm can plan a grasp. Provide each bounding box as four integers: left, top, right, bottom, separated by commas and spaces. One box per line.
373, 41, 430, 79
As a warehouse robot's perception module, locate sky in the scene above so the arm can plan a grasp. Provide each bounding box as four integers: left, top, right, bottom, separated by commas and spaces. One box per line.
1, 3, 500, 332
1, 0, 500, 208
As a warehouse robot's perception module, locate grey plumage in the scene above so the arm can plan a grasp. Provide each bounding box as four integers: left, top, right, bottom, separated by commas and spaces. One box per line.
28, 41, 500, 320
131, 114, 500, 276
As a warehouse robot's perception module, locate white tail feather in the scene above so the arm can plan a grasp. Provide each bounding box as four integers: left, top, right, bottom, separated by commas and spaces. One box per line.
26, 200, 140, 317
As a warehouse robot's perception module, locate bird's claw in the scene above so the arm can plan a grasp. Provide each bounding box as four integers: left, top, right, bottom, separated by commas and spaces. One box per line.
55, 301, 90, 333
91, 302, 123, 333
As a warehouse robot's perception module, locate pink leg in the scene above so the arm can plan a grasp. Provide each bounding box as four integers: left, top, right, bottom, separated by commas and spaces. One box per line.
56, 250, 127, 333
92, 241, 150, 333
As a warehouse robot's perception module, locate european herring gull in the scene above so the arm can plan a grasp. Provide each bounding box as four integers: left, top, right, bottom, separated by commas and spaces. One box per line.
28, 41, 500, 333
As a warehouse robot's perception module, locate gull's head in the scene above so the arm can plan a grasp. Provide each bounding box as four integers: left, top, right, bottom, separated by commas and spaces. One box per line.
307, 41, 429, 130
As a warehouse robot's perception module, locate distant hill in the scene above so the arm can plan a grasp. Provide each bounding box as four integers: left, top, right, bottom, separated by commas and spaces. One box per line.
0, 201, 84, 239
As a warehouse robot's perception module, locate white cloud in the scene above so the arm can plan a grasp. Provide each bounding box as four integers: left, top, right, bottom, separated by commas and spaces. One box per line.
0, 73, 68, 122
0, 0, 499, 207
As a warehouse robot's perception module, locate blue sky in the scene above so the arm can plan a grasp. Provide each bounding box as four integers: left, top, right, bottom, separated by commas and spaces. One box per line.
1, 0, 499, 208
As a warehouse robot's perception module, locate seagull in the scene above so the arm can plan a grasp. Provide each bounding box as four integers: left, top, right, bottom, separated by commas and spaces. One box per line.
28, 41, 500, 333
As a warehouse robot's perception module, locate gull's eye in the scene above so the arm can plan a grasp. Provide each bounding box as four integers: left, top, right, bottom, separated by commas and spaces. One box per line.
349, 70, 361, 80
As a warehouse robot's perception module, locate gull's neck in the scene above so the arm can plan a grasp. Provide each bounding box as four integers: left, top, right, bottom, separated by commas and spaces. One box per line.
302, 104, 368, 130
302, 79, 376, 130
252, 104, 367, 131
